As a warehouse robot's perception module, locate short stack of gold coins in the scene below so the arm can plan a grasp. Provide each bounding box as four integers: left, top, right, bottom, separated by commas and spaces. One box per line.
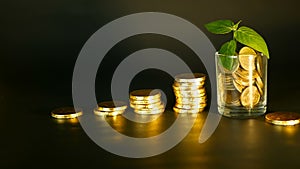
94, 101, 127, 116
130, 89, 165, 114
173, 73, 207, 113
232, 46, 264, 108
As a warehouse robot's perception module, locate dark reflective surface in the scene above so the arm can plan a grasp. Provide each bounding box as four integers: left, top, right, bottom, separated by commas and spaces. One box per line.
1, 0, 300, 168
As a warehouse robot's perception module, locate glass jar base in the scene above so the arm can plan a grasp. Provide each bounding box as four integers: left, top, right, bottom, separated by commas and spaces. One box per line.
218, 105, 266, 119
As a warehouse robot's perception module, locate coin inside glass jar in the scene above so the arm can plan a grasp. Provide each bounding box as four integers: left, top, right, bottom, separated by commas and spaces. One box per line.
240, 85, 260, 108
239, 47, 257, 71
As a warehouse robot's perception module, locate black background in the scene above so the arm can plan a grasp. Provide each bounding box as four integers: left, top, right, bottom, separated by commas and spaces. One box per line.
1, 0, 300, 168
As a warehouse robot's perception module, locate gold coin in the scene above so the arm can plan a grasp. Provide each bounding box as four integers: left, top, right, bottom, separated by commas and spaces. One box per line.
255, 76, 264, 95
134, 103, 165, 111
265, 112, 300, 126
173, 81, 205, 87
175, 94, 207, 99
233, 79, 245, 92
174, 88, 206, 95
94, 108, 124, 116
130, 101, 163, 109
175, 103, 206, 109
239, 47, 257, 71
256, 54, 264, 77
51, 107, 83, 119
218, 74, 235, 89
134, 108, 164, 115
172, 84, 204, 91
175, 73, 206, 83
174, 89, 206, 97
233, 67, 258, 80
240, 85, 260, 108
97, 101, 127, 111
222, 90, 240, 105
176, 97, 207, 104
175, 93, 206, 98
239, 46, 257, 55
130, 97, 161, 103
256, 76, 264, 89
173, 107, 204, 114
232, 72, 254, 87
130, 99, 161, 105
130, 89, 161, 100
256, 84, 263, 96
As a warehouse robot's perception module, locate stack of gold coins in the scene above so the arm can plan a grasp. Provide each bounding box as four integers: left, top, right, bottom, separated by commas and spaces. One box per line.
130, 89, 165, 114
94, 101, 127, 116
232, 46, 263, 108
173, 73, 207, 114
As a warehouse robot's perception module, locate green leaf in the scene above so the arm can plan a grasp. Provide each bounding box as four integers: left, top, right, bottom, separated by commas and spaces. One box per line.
234, 26, 269, 58
219, 40, 237, 56
205, 20, 234, 34
218, 40, 237, 71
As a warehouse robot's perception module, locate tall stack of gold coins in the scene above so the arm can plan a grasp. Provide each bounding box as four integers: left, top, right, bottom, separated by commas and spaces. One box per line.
130, 89, 165, 114
94, 101, 127, 116
173, 73, 207, 113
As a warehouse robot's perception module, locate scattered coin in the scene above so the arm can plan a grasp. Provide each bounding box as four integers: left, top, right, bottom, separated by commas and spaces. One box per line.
265, 112, 300, 126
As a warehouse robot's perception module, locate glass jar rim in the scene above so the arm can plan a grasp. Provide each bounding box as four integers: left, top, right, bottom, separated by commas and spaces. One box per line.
215, 52, 238, 58
215, 52, 261, 58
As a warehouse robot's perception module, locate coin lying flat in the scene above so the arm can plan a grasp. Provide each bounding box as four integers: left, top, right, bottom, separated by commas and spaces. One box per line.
97, 101, 127, 111
174, 103, 206, 109
94, 108, 125, 116
173, 107, 204, 114
173, 81, 205, 87
51, 107, 82, 119
130, 89, 161, 100
134, 108, 164, 115
176, 97, 207, 104
175, 73, 206, 83
172, 84, 204, 91
173, 88, 206, 96
130, 99, 160, 105
131, 103, 165, 110
265, 112, 300, 126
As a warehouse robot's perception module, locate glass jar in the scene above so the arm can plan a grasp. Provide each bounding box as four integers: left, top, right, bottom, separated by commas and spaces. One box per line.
215, 52, 267, 118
